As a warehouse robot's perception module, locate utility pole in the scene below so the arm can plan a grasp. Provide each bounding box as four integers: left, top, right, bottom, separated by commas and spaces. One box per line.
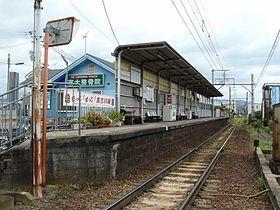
33, 0, 43, 199
246, 92, 248, 115
251, 74, 254, 117
229, 86, 231, 114
7, 54, 10, 95
83, 31, 89, 54
211, 69, 214, 117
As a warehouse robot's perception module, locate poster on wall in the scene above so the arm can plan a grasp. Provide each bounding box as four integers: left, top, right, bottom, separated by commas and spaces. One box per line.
63, 90, 115, 108
144, 86, 154, 102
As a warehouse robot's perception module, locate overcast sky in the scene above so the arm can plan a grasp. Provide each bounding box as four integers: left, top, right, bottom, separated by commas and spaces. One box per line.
0, 0, 279, 103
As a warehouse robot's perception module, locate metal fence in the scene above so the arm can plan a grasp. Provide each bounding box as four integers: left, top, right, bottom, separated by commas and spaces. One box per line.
0, 82, 115, 152
0, 84, 32, 151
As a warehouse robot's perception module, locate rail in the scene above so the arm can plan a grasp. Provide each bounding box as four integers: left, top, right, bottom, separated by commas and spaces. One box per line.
179, 126, 236, 209
104, 123, 231, 210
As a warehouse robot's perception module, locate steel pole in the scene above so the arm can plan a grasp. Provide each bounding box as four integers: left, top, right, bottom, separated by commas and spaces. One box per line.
211, 69, 214, 117
229, 86, 231, 115
117, 51, 123, 112
41, 31, 49, 187
246, 92, 248, 116
7, 54, 10, 94
33, 0, 43, 199
251, 74, 254, 117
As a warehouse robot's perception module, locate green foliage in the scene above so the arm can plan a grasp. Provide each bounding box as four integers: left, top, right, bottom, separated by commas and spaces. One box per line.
108, 111, 123, 123
255, 111, 262, 120
243, 117, 272, 150
82, 111, 105, 126
256, 176, 264, 188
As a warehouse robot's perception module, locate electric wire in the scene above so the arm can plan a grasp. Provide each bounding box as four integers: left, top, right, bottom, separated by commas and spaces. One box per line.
170, 0, 214, 68
68, 0, 116, 44
186, 0, 223, 69
198, 0, 228, 68
256, 29, 280, 85
53, 47, 75, 60
101, 0, 120, 45
51, 47, 75, 62
179, 0, 218, 69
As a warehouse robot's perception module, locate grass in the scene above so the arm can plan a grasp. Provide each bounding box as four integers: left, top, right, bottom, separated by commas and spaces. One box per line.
240, 117, 272, 150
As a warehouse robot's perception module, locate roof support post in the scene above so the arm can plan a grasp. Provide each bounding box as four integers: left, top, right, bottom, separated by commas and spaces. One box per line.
157, 71, 160, 116
140, 65, 144, 123
116, 50, 123, 112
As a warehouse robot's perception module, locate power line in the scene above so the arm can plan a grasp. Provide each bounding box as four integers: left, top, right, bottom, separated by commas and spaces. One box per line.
101, 0, 120, 45
179, 0, 218, 69
51, 47, 76, 62
198, 0, 228, 68
256, 29, 280, 85
170, 0, 214, 68
68, 0, 116, 44
186, 0, 223, 69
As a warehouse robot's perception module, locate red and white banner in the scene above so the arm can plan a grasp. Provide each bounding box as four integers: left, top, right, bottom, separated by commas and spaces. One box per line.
63, 90, 115, 108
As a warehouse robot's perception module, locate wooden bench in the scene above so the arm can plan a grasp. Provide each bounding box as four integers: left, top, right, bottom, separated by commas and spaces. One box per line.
145, 111, 162, 122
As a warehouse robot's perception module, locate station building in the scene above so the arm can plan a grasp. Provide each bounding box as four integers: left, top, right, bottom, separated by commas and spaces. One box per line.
21, 41, 222, 122
113, 41, 222, 121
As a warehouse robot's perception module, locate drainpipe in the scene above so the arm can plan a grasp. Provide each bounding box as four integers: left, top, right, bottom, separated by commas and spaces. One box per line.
117, 50, 123, 112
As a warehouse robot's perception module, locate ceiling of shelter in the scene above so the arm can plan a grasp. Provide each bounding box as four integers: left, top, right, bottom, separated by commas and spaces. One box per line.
114, 41, 222, 98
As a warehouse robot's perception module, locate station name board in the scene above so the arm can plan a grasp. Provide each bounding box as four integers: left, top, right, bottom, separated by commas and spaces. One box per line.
68, 74, 104, 87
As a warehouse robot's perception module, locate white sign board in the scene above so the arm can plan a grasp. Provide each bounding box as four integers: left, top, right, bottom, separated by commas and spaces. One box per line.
63, 90, 115, 108
144, 86, 154, 102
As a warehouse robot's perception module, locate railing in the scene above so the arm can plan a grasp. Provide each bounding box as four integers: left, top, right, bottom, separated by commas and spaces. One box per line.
0, 84, 32, 151
0, 82, 115, 152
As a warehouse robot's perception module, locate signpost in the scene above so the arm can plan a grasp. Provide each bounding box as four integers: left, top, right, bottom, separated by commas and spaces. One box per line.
33, 11, 79, 198
68, 74, 104, 87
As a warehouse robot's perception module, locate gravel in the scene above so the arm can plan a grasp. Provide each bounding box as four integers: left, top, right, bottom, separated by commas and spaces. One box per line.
196, 125, 272, 209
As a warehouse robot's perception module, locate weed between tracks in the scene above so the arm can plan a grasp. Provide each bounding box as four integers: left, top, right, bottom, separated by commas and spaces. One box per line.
239, 116, 272, 150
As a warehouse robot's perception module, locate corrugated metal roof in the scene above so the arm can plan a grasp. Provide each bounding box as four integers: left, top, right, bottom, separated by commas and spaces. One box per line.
114, 41, 222, 98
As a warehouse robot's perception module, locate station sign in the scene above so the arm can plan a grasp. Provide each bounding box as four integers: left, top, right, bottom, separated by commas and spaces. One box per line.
63, 90, 115, 108
68, 74, 104, 87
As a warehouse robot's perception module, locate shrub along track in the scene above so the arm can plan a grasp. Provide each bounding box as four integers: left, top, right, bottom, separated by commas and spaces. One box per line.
191, 122, 271, 209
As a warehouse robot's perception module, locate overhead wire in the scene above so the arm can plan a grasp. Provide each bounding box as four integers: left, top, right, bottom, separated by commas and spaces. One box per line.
179, 0, 218, 69
68, 0, 117, 44
170, 0, 214, 69
256, 29, 280, 85
186, 0, 223, 69
198, 0, 228, 69
51, 47, 76, 62
101, 0, 120, 45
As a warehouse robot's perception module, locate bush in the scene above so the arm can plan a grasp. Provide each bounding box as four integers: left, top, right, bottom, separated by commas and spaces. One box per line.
255, 111, 262, 120
108, 111, 123, 123
82, 111, 105, 126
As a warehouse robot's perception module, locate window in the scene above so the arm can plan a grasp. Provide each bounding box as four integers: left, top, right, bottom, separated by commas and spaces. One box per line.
89, 63, 94, 74
130, 66, 141, 84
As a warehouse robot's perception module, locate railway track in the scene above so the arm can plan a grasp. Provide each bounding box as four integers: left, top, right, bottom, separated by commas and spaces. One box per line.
104, 123, 236, 210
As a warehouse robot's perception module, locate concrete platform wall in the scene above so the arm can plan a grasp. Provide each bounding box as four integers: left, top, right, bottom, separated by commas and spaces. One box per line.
0, 118, 228, 185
